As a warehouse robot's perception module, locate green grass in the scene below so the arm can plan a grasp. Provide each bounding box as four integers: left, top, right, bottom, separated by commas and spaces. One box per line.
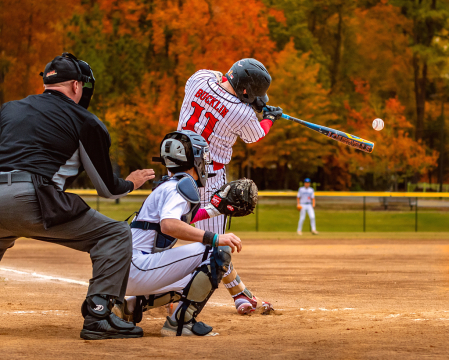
230, 205, 449, 233
86, 200, 449, 233
86, 200, 142, 222
230, 232, 449, 240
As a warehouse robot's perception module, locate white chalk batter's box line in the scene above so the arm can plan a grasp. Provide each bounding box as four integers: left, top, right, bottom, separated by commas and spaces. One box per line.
0, 267, 234, 308
0, 267, 89, 286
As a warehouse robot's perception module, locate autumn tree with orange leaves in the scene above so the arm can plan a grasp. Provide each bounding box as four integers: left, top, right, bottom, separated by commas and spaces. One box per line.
1, 0, 448, 190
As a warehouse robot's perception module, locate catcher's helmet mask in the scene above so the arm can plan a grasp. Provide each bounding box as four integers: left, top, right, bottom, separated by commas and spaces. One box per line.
225, 58, 271, 104
154, 130, 211, 187
40, 52, 95, 109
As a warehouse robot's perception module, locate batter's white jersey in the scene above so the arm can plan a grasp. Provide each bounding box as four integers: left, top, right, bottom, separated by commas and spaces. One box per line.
127, 179, 212, 296
177, 70, 265, 165
297, 186, 315, 205
177, 70, 266, 234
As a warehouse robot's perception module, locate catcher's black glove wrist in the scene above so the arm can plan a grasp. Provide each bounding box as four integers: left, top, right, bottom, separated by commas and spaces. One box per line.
263, 105, 283, 123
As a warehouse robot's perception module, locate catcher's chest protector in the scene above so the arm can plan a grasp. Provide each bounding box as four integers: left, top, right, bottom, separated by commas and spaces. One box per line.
132, 173, 201, 253
175, 173, 201, 224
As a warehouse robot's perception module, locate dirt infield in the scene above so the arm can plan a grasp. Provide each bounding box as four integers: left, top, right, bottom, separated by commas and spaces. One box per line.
1, 236, 449, 359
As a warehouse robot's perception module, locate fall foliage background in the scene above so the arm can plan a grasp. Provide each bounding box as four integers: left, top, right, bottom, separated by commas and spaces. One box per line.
1, 0, 448, 191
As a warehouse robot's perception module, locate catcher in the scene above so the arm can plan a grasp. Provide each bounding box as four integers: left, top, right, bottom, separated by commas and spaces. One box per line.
113, 130, 258, 336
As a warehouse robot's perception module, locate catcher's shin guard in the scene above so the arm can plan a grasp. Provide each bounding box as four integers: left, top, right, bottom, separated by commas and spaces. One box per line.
174, 246, 231, 336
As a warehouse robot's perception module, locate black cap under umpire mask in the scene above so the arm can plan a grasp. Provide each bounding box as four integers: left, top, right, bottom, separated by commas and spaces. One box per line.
40, 52, 95, 109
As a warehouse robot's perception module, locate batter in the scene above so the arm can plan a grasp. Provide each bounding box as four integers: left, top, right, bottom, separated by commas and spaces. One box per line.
177, 58, 282, 314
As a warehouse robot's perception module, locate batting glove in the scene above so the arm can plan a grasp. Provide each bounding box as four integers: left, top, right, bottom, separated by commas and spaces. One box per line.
250, 97, 267, 113
263, 106, 283, 123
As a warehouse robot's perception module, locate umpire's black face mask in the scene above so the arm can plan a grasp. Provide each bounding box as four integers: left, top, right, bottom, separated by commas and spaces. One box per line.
77, 58, 95, 109
40, 53, 95, 109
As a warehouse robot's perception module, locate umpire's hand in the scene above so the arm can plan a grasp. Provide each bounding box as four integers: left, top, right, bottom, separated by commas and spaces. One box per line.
126, 169, 156, 190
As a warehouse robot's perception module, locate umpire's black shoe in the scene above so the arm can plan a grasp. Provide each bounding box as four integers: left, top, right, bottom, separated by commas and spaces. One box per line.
80, 313, 143, 340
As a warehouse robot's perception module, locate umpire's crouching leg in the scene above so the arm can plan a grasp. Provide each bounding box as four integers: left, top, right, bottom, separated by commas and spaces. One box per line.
87, 219, 132, 302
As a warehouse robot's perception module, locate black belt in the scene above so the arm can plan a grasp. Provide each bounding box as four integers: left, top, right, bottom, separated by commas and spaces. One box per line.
0, 171, 33, 185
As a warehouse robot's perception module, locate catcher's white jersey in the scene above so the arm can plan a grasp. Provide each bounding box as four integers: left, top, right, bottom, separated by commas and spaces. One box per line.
131, 179, 189, 254
177, 70, 265, 165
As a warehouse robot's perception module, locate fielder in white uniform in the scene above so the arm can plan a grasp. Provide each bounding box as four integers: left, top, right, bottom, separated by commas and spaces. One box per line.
113, 130, 242, 337
297, 178, 318, 235
177, 58, 282, 314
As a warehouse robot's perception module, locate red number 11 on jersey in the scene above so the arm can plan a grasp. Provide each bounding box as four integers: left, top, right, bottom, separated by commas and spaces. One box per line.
182, 101, 219, 143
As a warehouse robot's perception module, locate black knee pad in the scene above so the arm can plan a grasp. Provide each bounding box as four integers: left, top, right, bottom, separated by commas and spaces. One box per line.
210, 246, 232, 288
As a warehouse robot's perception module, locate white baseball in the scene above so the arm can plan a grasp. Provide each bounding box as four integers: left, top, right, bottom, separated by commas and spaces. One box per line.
372, 118, 384, 131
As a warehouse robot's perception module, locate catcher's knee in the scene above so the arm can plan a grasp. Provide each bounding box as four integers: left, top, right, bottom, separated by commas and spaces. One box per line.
211, 246, 232, 287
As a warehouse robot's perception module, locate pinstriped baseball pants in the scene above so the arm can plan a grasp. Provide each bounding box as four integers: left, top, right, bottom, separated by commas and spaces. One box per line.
195, 167, 227, 234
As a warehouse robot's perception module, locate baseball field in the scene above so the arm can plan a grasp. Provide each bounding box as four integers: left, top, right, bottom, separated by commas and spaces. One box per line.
2, 228, 449, 359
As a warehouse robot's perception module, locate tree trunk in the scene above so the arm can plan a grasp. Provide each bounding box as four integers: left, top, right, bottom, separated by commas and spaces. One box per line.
330, 6, 342, 91
413, 54, 427, 141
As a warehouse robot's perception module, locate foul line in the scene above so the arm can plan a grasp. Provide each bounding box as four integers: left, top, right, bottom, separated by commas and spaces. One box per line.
0, 267, 89, 286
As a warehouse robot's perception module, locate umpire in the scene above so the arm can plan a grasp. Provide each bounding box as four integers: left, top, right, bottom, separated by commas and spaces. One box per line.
0, 53, 155, 340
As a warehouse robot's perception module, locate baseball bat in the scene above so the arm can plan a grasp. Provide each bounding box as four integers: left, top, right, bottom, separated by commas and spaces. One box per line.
264, 107, 375, 153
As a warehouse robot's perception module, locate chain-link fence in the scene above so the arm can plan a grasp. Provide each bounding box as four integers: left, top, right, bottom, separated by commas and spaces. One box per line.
75, 190, 449, 232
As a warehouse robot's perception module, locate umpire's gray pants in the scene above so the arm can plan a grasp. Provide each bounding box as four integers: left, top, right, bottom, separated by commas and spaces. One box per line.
0, 181, 132, 301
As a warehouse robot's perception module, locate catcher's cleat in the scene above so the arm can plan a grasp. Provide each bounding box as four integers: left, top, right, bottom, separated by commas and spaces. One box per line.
311, 230, 319, 235
80, 313, 143, 340
161, 316, 218, 337
112, 299, 134, 323
297, 231, 302, 235
234, 294, 274, 315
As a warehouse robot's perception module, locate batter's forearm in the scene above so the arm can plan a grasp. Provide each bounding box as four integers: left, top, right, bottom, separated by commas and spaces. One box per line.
161, 218, 204, 243
256, 119, 273, 142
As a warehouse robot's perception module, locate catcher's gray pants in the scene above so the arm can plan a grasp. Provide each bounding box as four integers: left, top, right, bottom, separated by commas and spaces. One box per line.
0, 181, 132, 301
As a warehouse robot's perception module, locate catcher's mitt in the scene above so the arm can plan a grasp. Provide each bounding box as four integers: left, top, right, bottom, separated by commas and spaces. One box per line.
210, 178, 258, 217
297, 204, 302, 211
